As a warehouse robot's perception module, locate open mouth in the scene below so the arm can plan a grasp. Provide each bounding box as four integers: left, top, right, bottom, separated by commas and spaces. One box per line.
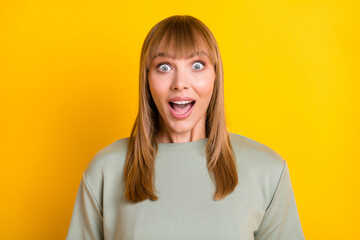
169, 101, 195, 114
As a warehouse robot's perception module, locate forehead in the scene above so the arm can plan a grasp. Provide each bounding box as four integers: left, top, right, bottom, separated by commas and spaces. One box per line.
152, 50, 210, 61
148, 36, 215, 64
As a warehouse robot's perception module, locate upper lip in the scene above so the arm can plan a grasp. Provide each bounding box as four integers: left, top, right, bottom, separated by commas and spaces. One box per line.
168, 96, 195, 102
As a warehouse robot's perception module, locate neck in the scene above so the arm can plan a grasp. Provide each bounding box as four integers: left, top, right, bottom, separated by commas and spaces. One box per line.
155, 116, 206, 143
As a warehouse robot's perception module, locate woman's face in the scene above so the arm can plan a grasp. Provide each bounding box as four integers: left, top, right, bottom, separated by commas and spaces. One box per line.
147, 49, 215, 143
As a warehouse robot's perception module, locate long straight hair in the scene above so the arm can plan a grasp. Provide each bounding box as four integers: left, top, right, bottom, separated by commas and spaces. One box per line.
123, 15, 238, 203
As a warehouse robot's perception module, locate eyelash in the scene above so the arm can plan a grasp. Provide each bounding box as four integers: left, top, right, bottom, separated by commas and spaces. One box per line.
194, 61, 206, 68
156, 61, 206, 71
156, 62, 171, 70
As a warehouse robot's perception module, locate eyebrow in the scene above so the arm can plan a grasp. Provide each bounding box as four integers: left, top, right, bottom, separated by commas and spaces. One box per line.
152, 50, 209, 60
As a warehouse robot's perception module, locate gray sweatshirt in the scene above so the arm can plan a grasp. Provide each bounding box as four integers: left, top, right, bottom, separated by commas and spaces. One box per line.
66, 133, 305, 239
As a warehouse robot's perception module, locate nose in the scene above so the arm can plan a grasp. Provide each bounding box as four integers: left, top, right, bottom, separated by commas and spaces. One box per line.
171, 67, 190, 90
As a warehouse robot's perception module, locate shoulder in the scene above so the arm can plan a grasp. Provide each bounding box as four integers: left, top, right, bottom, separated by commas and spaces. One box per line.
83, 137, 129, 195
84, 137, 129, 177
229, 133, 288, 209
229, 132, 286, 182
229, 132, 282, 157
229, 132, 285, 165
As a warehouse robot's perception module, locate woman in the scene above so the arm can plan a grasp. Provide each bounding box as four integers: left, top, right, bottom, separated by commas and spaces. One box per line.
66, 15, 305, 239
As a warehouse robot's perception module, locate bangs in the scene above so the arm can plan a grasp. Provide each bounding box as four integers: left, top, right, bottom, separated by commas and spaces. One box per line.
146, 16, 216, 68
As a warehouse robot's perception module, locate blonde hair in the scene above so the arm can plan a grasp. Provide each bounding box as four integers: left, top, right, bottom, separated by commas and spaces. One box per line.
123, 15, 238, 203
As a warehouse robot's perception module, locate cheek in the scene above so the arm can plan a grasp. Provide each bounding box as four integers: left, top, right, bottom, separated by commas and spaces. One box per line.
194, 72, 215, 97
148, 75, 168, 102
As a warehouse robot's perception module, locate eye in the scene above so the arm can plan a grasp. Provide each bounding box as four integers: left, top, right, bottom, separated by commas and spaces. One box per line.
157, 63, 172, 72
192, 61, 205, 71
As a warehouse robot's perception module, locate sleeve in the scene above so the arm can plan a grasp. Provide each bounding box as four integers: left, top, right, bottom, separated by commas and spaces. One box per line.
66, 172, 104, 240
254, 161, 305, 240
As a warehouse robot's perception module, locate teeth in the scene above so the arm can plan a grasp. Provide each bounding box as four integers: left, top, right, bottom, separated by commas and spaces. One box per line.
171, 101, 193, 104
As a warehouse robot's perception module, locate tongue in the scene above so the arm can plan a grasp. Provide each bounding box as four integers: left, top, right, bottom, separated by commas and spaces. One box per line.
172, 102, 193, 114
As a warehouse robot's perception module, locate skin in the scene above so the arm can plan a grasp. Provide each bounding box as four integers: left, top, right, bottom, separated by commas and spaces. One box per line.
148, 50, 215, 143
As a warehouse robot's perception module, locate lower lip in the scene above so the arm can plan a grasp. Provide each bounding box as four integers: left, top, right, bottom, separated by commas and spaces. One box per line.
168, 102, 196, 120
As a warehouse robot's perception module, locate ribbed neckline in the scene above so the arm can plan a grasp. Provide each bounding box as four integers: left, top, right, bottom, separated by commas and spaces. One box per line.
157, 138, 208, 151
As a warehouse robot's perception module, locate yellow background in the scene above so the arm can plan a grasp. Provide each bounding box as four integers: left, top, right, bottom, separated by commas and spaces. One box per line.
1, 0, 359, 239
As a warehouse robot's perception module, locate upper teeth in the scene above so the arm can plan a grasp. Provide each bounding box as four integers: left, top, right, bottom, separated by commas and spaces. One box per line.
171, 101, 193, 104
